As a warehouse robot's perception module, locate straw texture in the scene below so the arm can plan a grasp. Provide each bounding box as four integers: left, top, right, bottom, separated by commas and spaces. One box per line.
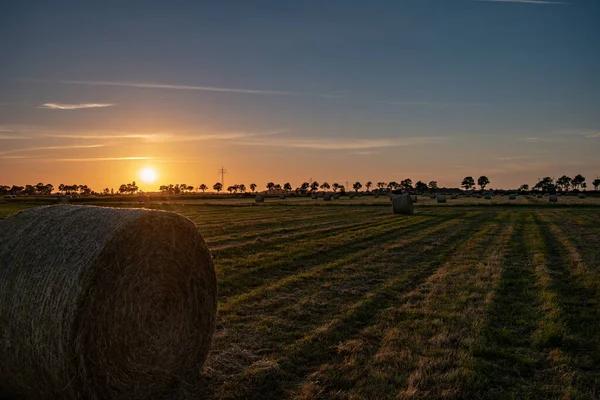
0, 205, 217, 399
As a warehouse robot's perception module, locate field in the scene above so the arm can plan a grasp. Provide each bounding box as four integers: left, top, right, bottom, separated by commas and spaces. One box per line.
1, 197, 600, 399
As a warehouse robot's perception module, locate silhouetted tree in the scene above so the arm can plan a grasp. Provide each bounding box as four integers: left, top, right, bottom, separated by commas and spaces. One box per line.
320, 182, 330, 191
366, 181, 373, 192
415, 181, 428, 194
400, 179, 413, 190
428, 181, 438, 191
519, 184, 529, 192
593, 178, 600, 191
332, 183, 340, 192
557, 175, 571, 192
266, 182, 275, 191
300, 182, 310, 192
283, 182, 292, 192
310, 181, 319, 192
199, 184, 208, 193
377, 182, 386, 191
571, 174, 585, 190
477, 176, 490, 191
239, 184, 247, 193
250, 183, 257, 192
353, 181, 362, 193
213, 182, 223, 194
461, 176, 475, 190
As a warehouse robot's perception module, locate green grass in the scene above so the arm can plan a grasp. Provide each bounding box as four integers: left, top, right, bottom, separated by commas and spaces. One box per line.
1, 200, 599, 399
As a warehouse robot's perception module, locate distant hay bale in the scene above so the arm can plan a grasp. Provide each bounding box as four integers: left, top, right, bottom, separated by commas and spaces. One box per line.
255, 195, 264, 203
374, 194, 379, 199
323, 194, 331, 201
476, 194, 482, 199
578, 193, 585, 199
392, 194, 414, 215
549, 195, 558, 202
437, 195, 446, 203
333, 194, 340, 200
0, 205, 217, 399
311, 194, 317, 199
349, 194, 355, 199
410, 195, 417, 203
485, 194, 492, 200
537, 194, 543, 198
279, 195, 286, 200
509, 194, 517, 200
430, 195, 437, 199
451, 194, 458, 200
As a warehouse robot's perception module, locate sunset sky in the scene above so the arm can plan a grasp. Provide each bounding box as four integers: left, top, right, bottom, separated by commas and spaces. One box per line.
1, 0, 599, 191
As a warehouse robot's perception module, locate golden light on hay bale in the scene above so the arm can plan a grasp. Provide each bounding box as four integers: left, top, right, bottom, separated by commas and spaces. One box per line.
549, 194, 558, 202
392, 194, 414, 215
0, 205, 217, 399
437, 195, 446, 203
255, 195, 264, 203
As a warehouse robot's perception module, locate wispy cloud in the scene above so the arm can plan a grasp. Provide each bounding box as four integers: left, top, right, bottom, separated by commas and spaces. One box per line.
145, 129, 288, 143
381, 101, 490, 107
237, 136, 445, 150
0, 144, 106, 156
58, 80, 342, 99
495, 156, 531, 160
519, 136, 565, 143
475, 0, 569, 4
349, 151, 380, 155
38, 103, 115, 110
53, 157, 153, 162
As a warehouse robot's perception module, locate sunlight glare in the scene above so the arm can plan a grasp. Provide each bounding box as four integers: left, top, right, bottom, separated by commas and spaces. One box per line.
140, 168, 157, 183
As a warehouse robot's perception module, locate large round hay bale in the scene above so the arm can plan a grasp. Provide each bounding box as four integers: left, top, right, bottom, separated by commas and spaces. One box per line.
437, 195, 446, 203
333, 194, 340, 200
484, 194, 492, 200
549, 195, 558, 202
410, 195, 417, 203
323, 194, 331, 201
392, 194, 414, 215
578, 193, 585, 199
0, 205, 217, 399
509, 194, 517, 200
537, 194, 543, 198
255, 195, 264, 203
451, 194, 458, 200
279, 195, 286, 200
374, 194, 379, 199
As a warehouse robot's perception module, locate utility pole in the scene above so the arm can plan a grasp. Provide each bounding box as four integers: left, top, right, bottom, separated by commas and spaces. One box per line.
218, 166, 227, 187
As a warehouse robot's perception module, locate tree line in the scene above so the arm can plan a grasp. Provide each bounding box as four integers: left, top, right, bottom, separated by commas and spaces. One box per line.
3, 174, 599, 197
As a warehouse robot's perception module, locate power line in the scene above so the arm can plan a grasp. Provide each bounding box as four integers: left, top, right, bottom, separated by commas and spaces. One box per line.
217, 166, 227, 187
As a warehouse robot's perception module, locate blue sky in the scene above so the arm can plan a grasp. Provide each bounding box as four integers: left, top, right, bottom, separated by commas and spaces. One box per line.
1, 0, 599, 190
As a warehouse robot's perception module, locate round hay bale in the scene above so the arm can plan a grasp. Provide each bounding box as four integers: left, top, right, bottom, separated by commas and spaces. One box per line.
578, 193, 585, 199
537, 194, 543, 198
374, 194, 379, 199
476, 194, 482, 199
485, 194, 492, 200
451, 194, 458, 200
410, 195, 417, 203
279, 195, 286, 200
392, 194, 414, 215
255, 195, 264, 203
430, 195, 437, 199
509, 194, 517, 200
323, 194, 331, 201
311, 194, 317, 200
333, 194, 340, 200
437, 195, 446, 203
549, 194, 558, 202
0, 205, 217, 399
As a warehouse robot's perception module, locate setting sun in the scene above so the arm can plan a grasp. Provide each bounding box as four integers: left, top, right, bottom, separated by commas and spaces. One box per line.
140, 168, 157, 183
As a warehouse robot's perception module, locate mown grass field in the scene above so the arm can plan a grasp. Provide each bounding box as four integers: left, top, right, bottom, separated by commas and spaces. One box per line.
1, 199, 599, 399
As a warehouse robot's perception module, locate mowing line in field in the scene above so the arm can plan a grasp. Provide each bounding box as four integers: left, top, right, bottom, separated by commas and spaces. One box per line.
290, 212, 513, 399
215, 211, 462, 300
533, 213, 600, 397
209, 212, 498, 399
208, 211, 396, 253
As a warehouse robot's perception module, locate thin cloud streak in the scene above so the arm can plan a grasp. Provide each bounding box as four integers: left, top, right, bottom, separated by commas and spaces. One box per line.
381, 101, 490, 107
0, 144, 106, 156
59, 80, 343, 99
39, 103, 115, 110
475, 0, 569, 4
237, 136, 445, 150
54, 157, 153, 162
